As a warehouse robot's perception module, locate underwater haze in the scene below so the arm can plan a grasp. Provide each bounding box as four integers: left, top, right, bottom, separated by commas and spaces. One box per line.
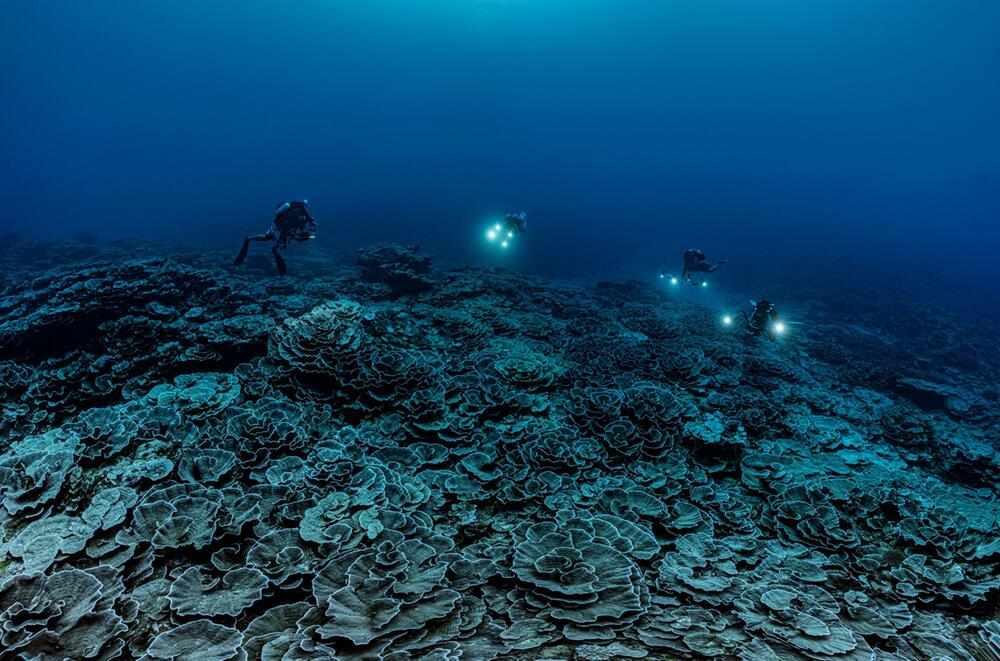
2, 2, 1000, 661
3, 0, 1000, 291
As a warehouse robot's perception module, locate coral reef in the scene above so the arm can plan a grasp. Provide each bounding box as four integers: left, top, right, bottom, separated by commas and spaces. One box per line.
355, 243, 435, 297
0, 241, 997, 660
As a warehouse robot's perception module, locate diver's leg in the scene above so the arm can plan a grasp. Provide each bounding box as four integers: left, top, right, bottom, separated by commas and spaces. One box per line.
233, 238, 252, 266
707, 260, 728, 272
272, 246, 287, 276
234, 234, 269, 266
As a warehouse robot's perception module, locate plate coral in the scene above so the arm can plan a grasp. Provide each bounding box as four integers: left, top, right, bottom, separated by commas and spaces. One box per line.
0, 239, 997, 660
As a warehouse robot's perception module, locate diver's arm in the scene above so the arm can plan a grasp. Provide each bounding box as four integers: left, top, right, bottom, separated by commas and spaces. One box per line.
276, 230, 291, 250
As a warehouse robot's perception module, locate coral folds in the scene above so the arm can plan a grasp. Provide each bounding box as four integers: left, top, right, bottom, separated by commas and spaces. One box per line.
0, 241, 997, 659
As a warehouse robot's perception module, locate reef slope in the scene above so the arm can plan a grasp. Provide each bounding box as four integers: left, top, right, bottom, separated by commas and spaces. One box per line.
0, 240, 997, 660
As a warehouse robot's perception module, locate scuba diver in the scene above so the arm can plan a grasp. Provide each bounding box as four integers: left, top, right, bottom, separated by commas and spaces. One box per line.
743, 300, 783, 337
503, 211, 528, 234
233, 200, 317, 276
661, 249, 728, 286
681, 249, 727, 283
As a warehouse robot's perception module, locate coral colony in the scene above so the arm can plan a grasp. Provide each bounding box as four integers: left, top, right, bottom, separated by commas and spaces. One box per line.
0, 239, 998, 660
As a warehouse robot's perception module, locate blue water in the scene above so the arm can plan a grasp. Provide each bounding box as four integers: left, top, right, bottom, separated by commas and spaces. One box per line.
2, 0, 998, 293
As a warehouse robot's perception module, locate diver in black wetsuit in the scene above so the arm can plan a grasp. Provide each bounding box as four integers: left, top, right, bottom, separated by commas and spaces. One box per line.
681, 249, 727, 283
743, 300, 781, 337
503, 211, 528, 234
233, 200, 317, 276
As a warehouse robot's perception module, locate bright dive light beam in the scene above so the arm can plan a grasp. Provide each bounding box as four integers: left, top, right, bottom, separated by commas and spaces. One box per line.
722, 315, 732, 325
670, 277, 678, 285
487, 229, 496, 240
501, 241, 509, 248
494, 223, 502, 230
773, 321, 786, 334
701, 281, 708, 288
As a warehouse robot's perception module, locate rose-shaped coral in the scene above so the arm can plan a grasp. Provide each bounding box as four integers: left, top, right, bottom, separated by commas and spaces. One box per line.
0, 569, 126, 660
269, 300, 369, 375
510, 517, 647, 641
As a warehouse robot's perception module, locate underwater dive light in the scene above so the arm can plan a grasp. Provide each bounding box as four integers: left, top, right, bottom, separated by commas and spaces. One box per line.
722, 315, 733, 326
773, 321, 786, 334
486, 221, 506, 245
485, 218, 516, 250
701, 281, 708, 288
670, 277, 678, 285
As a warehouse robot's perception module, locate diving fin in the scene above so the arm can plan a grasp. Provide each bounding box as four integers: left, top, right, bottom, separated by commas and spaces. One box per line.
234, 238, 250, 266
273, 248, 287, 276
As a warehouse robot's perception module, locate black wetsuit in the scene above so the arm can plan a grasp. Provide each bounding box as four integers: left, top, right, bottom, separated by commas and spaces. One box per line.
682, 249, 727, 282
234, 200, 317, 276
744, 300, 778, 335
503, 213, 528, 234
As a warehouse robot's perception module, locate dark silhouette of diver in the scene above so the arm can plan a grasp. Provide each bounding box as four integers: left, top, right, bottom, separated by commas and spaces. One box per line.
743, 300, 781, 337
233, 200, 317, 276
681, 249, 727, 283
503, 211, 528, 234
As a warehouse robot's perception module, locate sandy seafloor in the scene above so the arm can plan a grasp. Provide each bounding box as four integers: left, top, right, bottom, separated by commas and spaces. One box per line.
0, 237, 998, 661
